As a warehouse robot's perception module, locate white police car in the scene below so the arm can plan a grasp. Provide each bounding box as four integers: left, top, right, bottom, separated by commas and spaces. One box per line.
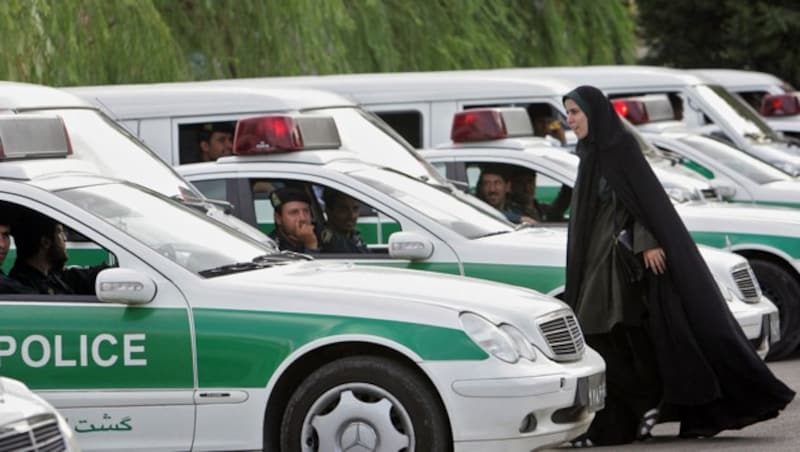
176, 112, 776, 359
0, 115, 605, 451
690, 69, 800, 141
421, 108, 789, 357
0, 376, 80, 451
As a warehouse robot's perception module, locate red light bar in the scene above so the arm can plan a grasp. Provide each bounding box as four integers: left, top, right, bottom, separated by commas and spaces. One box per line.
451, 109, 507, 142
233, 114, 341, 155
760, 94, 800, 117
611, 100, 649, 125
234, 116, 303, 154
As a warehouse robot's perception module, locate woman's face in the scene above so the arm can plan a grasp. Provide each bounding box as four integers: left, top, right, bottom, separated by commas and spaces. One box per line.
564, 98, 589, 139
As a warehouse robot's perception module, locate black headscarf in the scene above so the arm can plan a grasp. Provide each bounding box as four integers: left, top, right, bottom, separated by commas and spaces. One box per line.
563, 85, 793, 436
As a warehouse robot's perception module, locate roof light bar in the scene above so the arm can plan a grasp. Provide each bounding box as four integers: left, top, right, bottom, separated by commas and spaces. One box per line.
451, 108, 533, 143
0, 115, 72, 161
760, 94, 800, 117
233, 114, 341, 155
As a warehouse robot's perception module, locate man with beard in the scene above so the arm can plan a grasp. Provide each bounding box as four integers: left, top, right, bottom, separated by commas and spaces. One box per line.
268, 187, 320, 253
319, 189, 369, 254
10, 210, 106, 295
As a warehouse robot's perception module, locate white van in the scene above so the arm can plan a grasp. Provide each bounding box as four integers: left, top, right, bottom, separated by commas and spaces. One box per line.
66, 83, 446, 186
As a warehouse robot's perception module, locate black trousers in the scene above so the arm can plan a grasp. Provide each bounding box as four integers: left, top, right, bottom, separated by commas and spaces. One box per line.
585, 324, 662, 445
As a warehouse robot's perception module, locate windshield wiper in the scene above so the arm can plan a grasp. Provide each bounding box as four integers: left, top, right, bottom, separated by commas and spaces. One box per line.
199, 261, 266, 277
253, 251, 314, 262
474, 230, 511, 239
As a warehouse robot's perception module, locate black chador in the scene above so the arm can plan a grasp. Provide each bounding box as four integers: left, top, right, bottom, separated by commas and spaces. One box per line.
564, 85, 794, 442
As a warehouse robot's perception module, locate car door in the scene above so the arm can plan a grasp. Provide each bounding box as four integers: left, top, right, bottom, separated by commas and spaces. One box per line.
0, 194, 195, 451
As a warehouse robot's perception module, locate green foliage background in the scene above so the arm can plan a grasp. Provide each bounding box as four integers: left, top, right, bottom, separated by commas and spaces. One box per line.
0, 0, 636, 86
637, 0, 800, 87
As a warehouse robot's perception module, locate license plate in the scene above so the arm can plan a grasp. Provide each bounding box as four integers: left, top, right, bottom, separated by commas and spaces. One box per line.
768, 312, 780, 344
576, 372, 606, 412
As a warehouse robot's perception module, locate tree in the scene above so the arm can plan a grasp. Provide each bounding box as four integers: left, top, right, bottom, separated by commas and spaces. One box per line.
637, 0, 800, 87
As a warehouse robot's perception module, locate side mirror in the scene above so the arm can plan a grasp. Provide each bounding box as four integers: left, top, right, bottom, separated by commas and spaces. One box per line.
388, 231, 434, 260
714, 184, 737, 200
95, 268, 156, 305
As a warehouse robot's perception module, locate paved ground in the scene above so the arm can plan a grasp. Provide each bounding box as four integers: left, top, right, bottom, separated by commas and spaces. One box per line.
547, 349, 800, 451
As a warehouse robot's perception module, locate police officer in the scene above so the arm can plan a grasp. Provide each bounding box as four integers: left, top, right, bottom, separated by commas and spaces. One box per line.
320, 189, 369, 254
198, 122, 235, 162
476, 165, 534, 224
0, 210, 34, 294
509, 168, 572, 223
10, 210, 106, 295
268, 187, 320, 253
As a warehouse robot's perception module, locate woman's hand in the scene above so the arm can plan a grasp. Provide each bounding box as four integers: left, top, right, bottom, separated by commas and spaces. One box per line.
643, 247, 666, 275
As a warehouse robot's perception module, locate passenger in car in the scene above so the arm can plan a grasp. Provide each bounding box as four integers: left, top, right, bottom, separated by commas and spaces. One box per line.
319, 189, 369, 254
9, 210, 106, 295
0, 212, 35, 294
509, 168, 572, 223
476, 165, 534, 224
530, 103, 568, 145
268, 187, 320, 253
197, 122, 234, 162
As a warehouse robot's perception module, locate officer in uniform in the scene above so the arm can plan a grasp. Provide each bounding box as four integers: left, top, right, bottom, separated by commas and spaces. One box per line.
319, 189, 369, 254
10, 210, 106, 295
509, 168, 572, 223
0, 209, 34, 294
268, 187, 320, 253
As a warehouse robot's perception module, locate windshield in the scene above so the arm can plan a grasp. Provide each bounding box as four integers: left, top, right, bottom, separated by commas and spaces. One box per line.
693, 85, 781, 143
57, 183, 272, 276
351, 168, 513, 239
27, 108, 201, 200
309, 107, 449, 186
679, 135, 794, 185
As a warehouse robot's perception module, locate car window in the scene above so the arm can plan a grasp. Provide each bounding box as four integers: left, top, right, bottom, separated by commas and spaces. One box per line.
679, 135, 794, 184
56, 182, 272, 276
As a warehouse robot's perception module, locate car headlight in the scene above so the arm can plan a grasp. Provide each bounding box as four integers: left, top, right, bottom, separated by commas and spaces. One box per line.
460, 312, 519, 363
500, 324, 537, 361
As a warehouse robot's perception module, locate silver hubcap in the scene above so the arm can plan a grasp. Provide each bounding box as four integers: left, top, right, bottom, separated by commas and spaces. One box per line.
300, 383, 413, 452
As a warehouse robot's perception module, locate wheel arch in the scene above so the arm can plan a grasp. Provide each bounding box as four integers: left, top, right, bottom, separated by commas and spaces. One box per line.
261, 335, 453, 451
734, 246, 800, 281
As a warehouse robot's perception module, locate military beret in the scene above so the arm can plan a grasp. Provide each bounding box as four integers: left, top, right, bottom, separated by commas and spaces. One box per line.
270, 187, 311, 210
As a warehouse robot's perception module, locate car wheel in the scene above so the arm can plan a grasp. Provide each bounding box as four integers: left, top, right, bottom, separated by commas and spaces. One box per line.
280, 355, 450, 452
751, 259, 800, 360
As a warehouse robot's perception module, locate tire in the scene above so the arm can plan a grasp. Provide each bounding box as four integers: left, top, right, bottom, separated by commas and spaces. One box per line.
280, 355, 450, 452
750, 259, 800, 360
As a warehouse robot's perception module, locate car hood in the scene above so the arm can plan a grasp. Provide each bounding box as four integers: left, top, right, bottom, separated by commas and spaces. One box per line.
210, 260, 569, 331
0, 377, 54, 426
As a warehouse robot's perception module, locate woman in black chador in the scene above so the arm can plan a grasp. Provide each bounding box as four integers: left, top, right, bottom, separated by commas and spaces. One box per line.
563, 85, 794, 446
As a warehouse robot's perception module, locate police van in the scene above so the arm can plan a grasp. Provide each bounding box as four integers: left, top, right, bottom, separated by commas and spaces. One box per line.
220, 71, 724, 203
690, 69, 800, 141
0, 376, 80, 451
65, 82, 446, 187
0, 115, 606, 451
175, 111, 775, 357
421, 108, 796, 358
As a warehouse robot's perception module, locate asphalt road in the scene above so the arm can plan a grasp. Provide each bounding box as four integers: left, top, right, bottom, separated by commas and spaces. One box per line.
547, 350, 800, 451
